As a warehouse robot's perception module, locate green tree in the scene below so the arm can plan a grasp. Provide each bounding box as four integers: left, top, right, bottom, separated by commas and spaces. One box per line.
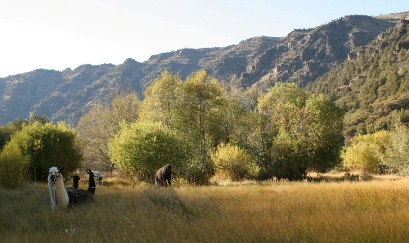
28, 112, 50, 124
256, 83, 307, 178
0, 126, 13, 151
175, 70, 229, 184
139, 70, 183, 129
140, 69, 236, 184
383, 123, 409, 173
109, 122, 187, 183
257, 83, 343, 180
76, 92, 140, 170
7, 121, 82, 181
304, 94, 344, 172
0, 117, 46, 151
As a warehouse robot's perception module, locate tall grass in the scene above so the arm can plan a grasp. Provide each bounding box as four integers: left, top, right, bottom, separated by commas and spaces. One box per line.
2, 179, 409, 242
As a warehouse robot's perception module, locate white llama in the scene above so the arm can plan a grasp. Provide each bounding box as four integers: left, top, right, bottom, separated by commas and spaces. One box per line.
48, 166, 70, 211
48, 166, 94, 212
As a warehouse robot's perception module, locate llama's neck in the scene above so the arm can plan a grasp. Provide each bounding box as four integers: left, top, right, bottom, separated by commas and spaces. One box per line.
88, 175, 96, 190
49, 176, 69, 211
73, 178, 79, 189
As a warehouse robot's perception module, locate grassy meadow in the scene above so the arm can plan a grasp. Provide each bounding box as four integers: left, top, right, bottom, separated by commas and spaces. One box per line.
2, 176, 409, 242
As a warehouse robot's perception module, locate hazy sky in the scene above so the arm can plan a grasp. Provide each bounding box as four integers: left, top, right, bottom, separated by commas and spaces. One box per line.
0, 0, 408, 77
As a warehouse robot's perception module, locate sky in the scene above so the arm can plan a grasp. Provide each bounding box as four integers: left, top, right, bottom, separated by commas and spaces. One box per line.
0, 0, 409, 78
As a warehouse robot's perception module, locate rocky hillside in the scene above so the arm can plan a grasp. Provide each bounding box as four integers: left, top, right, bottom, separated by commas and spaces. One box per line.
0, 13, 401, 126
246, 15, 395, 91
308, 18, 409, 138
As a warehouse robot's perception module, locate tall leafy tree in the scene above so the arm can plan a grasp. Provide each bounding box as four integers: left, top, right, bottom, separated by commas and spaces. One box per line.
140, 69, 237, 184
257, 83, 343, 180
256, 83, 307, 177
76, 92, 140, 170
139, 70, 183, 128
175, 70, 229, 183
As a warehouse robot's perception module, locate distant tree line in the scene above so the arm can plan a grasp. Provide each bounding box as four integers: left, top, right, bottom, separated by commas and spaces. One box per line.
0, 69, 351, 187
3, 68, 409, 187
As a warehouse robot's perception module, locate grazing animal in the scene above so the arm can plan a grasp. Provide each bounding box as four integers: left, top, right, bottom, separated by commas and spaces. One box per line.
155, 164, 172, 186
48, 167, 93, 212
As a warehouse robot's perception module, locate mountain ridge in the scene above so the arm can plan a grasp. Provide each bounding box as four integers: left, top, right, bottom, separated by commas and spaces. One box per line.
0, 12, 407, 126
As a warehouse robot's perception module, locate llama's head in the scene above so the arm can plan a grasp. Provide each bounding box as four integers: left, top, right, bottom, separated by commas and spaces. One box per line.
86, 168, 94, 178
86, 169, 103, 181
48, 166, 65, 182
94, 171, 104, 181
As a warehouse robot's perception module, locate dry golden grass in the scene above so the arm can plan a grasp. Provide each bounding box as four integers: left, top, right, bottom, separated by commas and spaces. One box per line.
2, 176, 409, 242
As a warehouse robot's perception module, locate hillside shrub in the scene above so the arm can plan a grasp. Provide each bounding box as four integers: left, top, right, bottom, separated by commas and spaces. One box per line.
211, 143, 259, 180
0, 143, 29, 188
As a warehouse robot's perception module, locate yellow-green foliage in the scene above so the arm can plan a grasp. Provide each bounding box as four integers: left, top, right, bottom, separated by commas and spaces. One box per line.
211, 143, 259, 180
383, 123, 409, 173
3, 179, 409, 242
0, 143, 29, 188
109, 122, 187, 182
342, 130, 390, 172
7, 121, 82, 181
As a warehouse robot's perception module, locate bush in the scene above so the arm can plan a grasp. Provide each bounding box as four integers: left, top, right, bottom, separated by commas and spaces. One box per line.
0, 143, 29, 188
342, 130, 390, 173
109, 122, 188, 183
211, 143, 259, 181
183, 158, 214, 185
7, 122, 82, 181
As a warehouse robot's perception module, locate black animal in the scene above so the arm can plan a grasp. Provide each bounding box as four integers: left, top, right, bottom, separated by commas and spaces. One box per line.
67, 188, 94, 206
155, 164, 172, 186
72, 175, 80, 189
86, 169, 97, 195
66, 175, 80, 191
67, 169, 97, 206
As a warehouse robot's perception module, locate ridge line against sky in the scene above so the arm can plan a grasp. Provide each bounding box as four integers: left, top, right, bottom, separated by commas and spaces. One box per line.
0, 0, 409, 78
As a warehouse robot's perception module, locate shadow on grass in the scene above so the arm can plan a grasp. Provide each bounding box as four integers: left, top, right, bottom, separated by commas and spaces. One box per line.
144, 187, 195, 220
